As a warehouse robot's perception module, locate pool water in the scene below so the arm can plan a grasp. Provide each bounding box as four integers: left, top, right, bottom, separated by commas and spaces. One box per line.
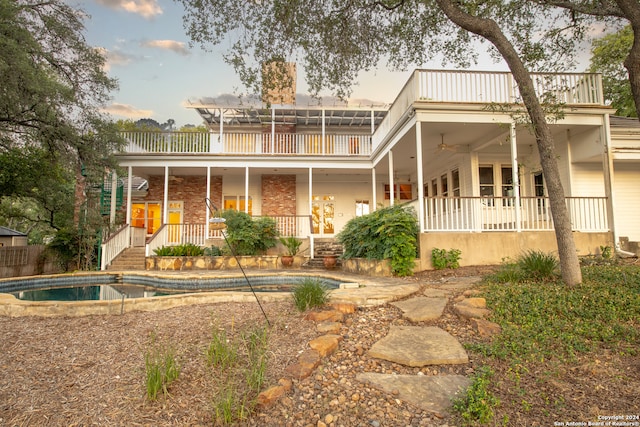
3, 274, 341, 302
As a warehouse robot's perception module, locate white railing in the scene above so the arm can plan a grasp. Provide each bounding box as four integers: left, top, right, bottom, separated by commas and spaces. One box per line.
100, 225, 130, 270
424, 196, 608, 232
373, 70, 603, 150
121, 132, 371, 156
144, 216, 313, 253
121, 131, 210, 153
253, 215, 313, 238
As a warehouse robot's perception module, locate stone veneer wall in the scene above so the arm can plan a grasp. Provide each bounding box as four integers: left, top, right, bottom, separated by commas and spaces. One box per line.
143, 175, 222, 223
261, 174, 296, 216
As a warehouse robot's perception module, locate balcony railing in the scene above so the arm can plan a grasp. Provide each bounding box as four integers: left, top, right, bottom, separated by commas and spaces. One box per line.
423, 196, 608, 232
373, 69, 604, 150
120, 131, 371, 156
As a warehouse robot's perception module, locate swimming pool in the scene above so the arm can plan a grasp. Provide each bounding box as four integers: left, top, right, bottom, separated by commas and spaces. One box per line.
1, 273, 343, 302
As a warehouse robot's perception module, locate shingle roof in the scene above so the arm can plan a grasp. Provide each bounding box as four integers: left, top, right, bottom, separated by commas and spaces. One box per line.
0, 226, 27, 237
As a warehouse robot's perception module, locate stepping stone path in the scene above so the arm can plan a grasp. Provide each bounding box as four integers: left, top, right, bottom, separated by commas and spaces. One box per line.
260, 276, 502, 418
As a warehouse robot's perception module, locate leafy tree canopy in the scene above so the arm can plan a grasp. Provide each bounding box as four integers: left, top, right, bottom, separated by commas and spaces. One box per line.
179, 0, 589, 99
0, 0, 122, 244
589, 25, 637, 117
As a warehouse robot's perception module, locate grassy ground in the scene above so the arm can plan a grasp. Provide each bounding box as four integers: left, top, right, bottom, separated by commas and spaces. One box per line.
454, 261, 640, 426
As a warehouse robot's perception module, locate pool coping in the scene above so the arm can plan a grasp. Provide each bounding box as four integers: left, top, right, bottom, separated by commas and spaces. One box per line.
0, 270, 422, 317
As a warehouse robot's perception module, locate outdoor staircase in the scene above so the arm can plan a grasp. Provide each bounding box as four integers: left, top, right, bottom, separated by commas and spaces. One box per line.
304, 238, 344, 269
106, 247, 146, 271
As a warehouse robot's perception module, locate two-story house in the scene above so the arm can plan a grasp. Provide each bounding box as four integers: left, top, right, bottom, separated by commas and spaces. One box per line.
102, 69, 640, 270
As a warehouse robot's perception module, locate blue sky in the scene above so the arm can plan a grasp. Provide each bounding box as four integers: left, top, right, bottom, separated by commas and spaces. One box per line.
76, 0, 596, 128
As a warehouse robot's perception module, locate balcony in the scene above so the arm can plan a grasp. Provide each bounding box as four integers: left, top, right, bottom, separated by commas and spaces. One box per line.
373, 69, 604, 149
119, 131, 372, 156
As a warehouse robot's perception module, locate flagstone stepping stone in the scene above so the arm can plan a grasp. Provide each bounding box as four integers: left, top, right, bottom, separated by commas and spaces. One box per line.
423, 288, 450, 298
368, 326, 468, 366
391, 296, 447, 322
356, 372, 470, 415
438, 276, 482, 291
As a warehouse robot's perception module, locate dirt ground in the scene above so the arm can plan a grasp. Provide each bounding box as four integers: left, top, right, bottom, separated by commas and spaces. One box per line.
1, 266, 638, 426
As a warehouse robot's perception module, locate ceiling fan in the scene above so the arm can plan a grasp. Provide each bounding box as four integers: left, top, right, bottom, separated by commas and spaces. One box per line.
436, 134, 458, 153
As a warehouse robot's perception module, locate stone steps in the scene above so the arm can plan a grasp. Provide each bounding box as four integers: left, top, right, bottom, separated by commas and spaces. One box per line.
107, 247, 146, 270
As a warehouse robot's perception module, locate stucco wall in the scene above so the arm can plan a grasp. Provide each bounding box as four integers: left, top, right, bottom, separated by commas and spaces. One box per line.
417, 231, 613, 270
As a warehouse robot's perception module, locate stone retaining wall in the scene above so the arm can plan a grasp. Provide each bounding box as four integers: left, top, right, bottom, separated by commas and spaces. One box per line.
341, 258, 393, 277
146, 255, 309, 271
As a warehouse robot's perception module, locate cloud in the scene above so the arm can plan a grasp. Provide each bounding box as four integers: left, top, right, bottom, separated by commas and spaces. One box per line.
95, 0, 162, 18
98, 48, 138, 71
103, 103, 154, 118
141, 40, 190, 56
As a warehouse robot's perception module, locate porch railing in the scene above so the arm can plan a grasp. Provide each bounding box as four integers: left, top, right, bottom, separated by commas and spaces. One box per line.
120, 131, 371, 156
100, 225, 130, 270
423, 196, 608, 232
374, 69, 603, 150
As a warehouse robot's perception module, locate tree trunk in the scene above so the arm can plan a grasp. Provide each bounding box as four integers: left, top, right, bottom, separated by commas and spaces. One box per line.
435, 0, 582, 285
617, 0, 640, 119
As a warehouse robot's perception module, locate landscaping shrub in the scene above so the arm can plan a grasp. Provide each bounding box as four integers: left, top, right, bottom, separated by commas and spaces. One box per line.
220, 210, 278, 255
337, 204, 418, 276
431, 248, 462, 269
153, 243, 204, 256
291, 278, 330, 312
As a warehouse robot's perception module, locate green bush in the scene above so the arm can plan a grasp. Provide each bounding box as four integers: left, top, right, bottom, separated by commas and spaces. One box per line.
453, 366, 499, 425
488, 250, 558, 283
204, 245, 222, 256
431, 248, 462, 269
291, 278, 330, 312
153, 243, 204, 256
337, 204, 418, 276
220, 210, 278, 255
517, 250, 559, 281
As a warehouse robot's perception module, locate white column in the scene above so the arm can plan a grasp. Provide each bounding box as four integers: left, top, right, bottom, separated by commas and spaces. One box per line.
322, 109, 326, 155
602, 114, 617, 245
370, 110, 375, 134
271, 108, 275, 154
126, 167, 132, 225
163, 166, 169, 224
510, 123, 522, 231
245, 166, 249, 214
206, 166, 211, 231
371, 168, 377, 212
308, 167, 314, 259
219, 109, 224, 152
388, 150, 395, 206
415, 123, 425, 232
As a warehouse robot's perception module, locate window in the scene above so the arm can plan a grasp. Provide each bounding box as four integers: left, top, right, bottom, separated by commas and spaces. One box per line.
501, 167, 514, 197
431, 179, 438, 197
224, 195, 253, 214
355, 200, 369, 217
534, 172, 545, 197
441, 174, 448, 198
479, 166, 494, 197
452, 169, 460, 197
384, 184, 412, 200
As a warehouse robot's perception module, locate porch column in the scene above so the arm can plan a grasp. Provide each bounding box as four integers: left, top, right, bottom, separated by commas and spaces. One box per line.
370, 110, 375, 134
601, 114, 618, 244
371, 168, 377, 212
308, 167, 314, 259
206, 166, 211, 232
218, 110, 224, 153
245, 166, 249, 214
509, 123, 522, 232
415, 123, 425, 232
163, 166, 169, 224
109, 171, 118, 224
271, 107, 275, 154
388, 150, 395, 205
126, 167, 132, 225
322, 109, 326, 155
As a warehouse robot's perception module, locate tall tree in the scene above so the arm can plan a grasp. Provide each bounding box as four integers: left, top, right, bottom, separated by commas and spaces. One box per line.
535, 0, 640, 120
179, 0, 589, 284
0, 0, 123, 264
589, 25, 636, 116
